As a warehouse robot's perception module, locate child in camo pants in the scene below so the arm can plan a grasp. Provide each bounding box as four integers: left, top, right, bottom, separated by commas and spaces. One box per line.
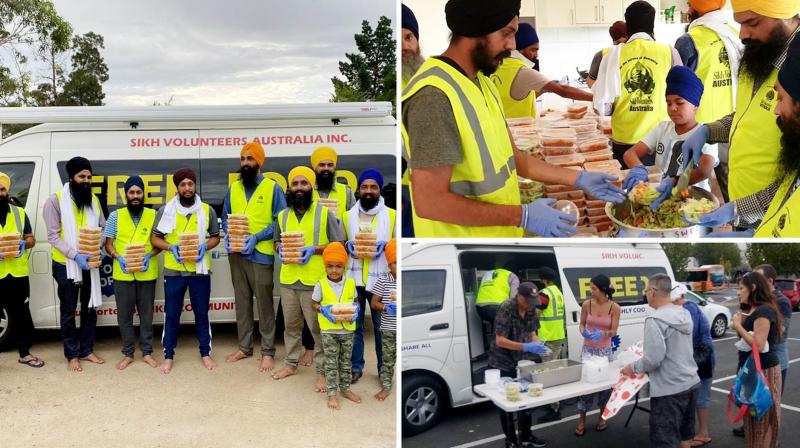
370, 239, 397, 401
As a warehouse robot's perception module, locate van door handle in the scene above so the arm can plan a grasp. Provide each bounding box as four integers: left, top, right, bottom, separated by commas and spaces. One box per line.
572, 311, 579, 323
430, 323, 449, 331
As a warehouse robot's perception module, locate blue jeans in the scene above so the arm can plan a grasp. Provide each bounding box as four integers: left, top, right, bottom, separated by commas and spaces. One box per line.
776, 341, 789, 393
162, 275, 212, 359
52, 262, 97, 360
351, 286, 382, 373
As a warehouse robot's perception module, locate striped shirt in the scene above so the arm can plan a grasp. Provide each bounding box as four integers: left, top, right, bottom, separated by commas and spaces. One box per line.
372, 272, 396, 332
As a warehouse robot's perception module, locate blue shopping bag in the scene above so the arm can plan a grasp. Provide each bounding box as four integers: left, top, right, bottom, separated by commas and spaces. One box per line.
727, 341, 774, 422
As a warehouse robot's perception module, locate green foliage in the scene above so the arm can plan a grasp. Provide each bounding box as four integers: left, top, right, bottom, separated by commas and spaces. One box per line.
58, 32, 108, 106
662, 243, 743, 281
0, 0, 72, 52
745, 244, 800, 275
662, 243, 693, 281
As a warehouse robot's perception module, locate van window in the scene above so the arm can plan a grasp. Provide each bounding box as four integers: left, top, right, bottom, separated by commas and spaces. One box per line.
562, 267, 668, 306
402, 270, 446, 317
0, 162, 35, 206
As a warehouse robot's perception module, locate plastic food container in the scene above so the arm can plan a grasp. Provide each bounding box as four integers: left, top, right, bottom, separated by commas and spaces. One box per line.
507, 117, 536, 127
528, 383, 544, 397
485, 369, 501, 386
541, 135, 577, 147
584, 159, 622, 171
545, 153, 585, 167
583, 150, 614, 162
567, 104, 589, 114
543, 145, 576, 156
587, 207, 607, 217
546, 190, 584, 201
505, 382, 522, 402
567, 119, 598, 133
578, 137, 611, 153
544, 184, 574, 194
586, 199, 606, 208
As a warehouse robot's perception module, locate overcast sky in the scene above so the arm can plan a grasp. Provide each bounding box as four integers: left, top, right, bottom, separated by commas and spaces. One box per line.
43, 0, 395, 106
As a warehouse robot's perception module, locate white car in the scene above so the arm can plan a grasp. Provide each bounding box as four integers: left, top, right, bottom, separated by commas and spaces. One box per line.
683, 290, 732, 339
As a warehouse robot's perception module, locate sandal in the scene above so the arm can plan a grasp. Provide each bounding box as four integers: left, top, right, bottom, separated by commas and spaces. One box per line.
574, 422, 585, 437
689, 438, 712, 447
18, 357, 45, 368
596, 421, 608, 432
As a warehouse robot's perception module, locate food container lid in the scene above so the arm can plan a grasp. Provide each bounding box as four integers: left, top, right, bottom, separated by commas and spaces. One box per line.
584, 159, 622, 171
544, 153, 585, 166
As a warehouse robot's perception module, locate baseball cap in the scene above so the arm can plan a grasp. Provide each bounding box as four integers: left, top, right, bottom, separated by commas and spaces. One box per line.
518, 282, 539, 303
670, 283, 687, 301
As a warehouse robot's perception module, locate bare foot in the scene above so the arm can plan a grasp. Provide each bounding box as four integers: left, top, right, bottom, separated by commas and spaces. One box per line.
259, 356, 275, 372
374, 388, 391, 401
80, 353, 105, 364
116, 356, 134, 370
271, 366, 297, 380
67, 358, 83, 372
300, 349, 314, 367
160, 359, 173, 374
342, 390, 362, 403
328, 396, 339, 410
142, 355, 158, 368
201, 356, 217, 370
315, 374, 328, 393
225, 350, 251, 363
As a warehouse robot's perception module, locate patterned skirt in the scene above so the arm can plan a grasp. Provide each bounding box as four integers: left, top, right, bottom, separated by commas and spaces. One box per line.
743, 364, 782, 448
576, 345, 614, 413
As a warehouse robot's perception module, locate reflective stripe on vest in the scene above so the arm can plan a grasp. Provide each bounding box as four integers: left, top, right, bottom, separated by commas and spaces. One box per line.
343, 208, 396, 286
755, 175, 800, 237
278, 202, 330, 286
687, 25, 736, 123
113, 207, 158, 281
476, 269, 512, 306
318, 277, 357, 332
312, 183, 350, 222
401, 58, 522, 238
490, 56, 537, 120
612, 40, 672, 144
538, 285, 566, 341
163, 203, 212, 272
0, 206, 29, 278
728, 70, 781, 200
230, 179, 276, 256
51, 191, 101, 264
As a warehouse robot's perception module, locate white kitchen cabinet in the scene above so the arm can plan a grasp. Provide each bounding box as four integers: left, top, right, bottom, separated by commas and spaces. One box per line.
521, 0, 536, 16
600, 0, 626, 24
573, 0, 626, 25
534, 0, 575, 28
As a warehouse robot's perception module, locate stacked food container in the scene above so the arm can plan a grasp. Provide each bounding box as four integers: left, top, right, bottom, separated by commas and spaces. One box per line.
354, 225, 378, 259
124, 243, 146, 272
178, 232, 200, 261
280, 231, 305, 264
0, 233, 20, 259
331, 302, 357, 323
318, 197, 339, 217
226, 214, 249, 253
78, 226, 102, 268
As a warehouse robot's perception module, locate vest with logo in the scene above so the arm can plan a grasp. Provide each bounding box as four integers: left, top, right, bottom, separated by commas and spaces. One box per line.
687, 25, 737, 123
538, 284, 566, 341
113, 207, 158, 281
278, 202, 330, 286
755, 175, 800, 237
476, 269, 512, 306
230, 178, 276, 256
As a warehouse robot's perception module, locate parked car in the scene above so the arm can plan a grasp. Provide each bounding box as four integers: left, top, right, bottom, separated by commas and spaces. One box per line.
775, 278, 800, 311
683, 290, 732, 339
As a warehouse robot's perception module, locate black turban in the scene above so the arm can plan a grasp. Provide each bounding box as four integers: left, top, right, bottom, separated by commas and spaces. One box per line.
66, 156, 92, 179
625, 1, 656, 36
779, 34, 800, 102
445, 0, 521, 38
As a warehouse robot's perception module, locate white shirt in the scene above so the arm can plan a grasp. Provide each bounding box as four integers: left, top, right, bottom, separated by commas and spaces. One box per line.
640, 121, 719, 191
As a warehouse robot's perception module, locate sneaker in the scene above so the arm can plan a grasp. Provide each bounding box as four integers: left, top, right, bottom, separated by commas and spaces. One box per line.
733, 426, 745, 437
536, 409, 561, 424
522, 435, 547, 447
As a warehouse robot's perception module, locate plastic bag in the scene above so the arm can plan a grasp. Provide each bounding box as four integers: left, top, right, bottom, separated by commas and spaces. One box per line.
728, 341, 774, 422
582, 355, 610, 383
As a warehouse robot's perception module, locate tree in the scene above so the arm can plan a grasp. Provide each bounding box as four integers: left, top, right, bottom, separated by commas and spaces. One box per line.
0, 0, 72, 50
662, 244, 693, 281
746, 244, 800, 276
331, 16, 396, 110
692, 243, 742, 274
58, 32, 108, 106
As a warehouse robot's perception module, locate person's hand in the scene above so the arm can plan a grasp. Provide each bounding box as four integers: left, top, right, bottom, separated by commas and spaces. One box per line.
681, 124, 709, 169
733, 312, 743, 328
319, 305, 337, 324
621, 364, 634, 376
623, 164, 649, 192
142, 253, 152, 271
522, 341, 547, 354
278, 247, 286, 264
241, 235, 257, 256
684, 202, 736, 227
299, 246, 315, 265
520, 198, 578, 237
224, 234, 232, 253
581, 328, 603, 341
351, 302, 361, 323
74, 253, 91, 271
385, 302, 397, 316
345, 240, 357, 257
16, 239, 26, 258
116, 255, 129, 274
374, 240, 387, 259
705, 229, 755, 238
573, 171, 626, 204
169, 245, 183, 264
649, 178, 675, 210
195, 243, 207, 263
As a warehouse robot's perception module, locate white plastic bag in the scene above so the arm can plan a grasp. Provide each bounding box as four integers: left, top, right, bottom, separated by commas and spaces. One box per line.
582, 355, 610, 383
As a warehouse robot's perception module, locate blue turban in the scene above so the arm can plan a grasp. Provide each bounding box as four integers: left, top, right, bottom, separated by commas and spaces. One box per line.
358, 168, 384, 190
666, 65, 704, 107
515, 23, 539, 50
402, 4, 419, 40
124, 175, 145, 193
779, 34, 800, 102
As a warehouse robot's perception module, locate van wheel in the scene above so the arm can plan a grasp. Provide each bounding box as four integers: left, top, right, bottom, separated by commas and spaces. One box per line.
403, 375, 445, 436
0, 302, 10, 348
711, 315, 727, 338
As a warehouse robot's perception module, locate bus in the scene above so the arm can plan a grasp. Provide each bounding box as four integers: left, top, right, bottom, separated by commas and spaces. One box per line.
686, 264, 726, 293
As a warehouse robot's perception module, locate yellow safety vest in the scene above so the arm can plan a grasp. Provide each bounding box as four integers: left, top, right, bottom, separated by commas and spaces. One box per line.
278, 202, 330, 286
612, 39, 672, 144
317, 277, 357, 332
162, 202, 212, 273
0, 206, 29, 278
313, 182, 350, 222
755, 175, 800, 237
112, 207, 158, 282
491, 56, 537, 120
476, 269, 512, 306
401, 57, 522, 238
538, 284, 566, 341
230, 179, 276, 256
687, 25, 737, 123
728, 70, 781, 201
51, 191, 102, 264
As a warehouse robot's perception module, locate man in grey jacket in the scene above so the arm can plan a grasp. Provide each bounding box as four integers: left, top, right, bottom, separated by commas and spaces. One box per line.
622, 274, 700, 448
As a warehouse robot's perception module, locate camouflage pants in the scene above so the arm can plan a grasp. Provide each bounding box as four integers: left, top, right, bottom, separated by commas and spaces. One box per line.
379, 331, 397, 390
322, 332, 354, 397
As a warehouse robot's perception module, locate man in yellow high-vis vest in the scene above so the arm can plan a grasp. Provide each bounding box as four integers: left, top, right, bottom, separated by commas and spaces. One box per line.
534, 266, 567, 423
310, 146, 355, 223
221, 142, 287, 372
0, 172, 42, 368
103, 176, 161, 370
151, 168, 221, 374
272, 166, 346, 393
42, 156, 106, 372
476, 267, 519, 325
402, 0, 625, 239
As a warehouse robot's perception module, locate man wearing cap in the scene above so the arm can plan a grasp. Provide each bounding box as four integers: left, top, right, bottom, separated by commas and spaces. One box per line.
587, 22, 628, 89
272, 166, 346, 392
681, 0, 800, 206
103, 176, 161, 370
43, 156, 106, 372
222, 142, 287, 372
0, 172, 42, 368
310, 146, 355, 223
534, 266, 567, 424
402, 4, 424, 90
491, 23, 593, 121
343, 168, 396, 382
489, 281, 550, 447
402, 0, 625, 239
151, 167, 221, 374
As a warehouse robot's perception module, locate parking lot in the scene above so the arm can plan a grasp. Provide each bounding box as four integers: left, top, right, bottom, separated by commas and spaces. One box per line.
403, 290, 799, 447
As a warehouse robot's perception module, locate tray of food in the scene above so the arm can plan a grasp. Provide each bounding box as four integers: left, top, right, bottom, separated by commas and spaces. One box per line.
517, 359, 583, 388
606, 186, 719, 237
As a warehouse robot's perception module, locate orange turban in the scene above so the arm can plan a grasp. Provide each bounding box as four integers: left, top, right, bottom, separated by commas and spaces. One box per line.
241, 141, 265, 166
731, 0, 800, 19
689, 0, 726, 14
323, 242, 348, 265
385, 239, 397, 264
311, 146, 338, 168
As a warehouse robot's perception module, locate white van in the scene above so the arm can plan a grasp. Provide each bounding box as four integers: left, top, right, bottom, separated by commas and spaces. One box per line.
400, 242, 674, 436
0, 103, 396, 346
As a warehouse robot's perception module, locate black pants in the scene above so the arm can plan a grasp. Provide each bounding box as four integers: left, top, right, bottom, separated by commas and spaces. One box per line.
0, 274, 33, 357
498, 368, 533, 443
52, 262, 97, 360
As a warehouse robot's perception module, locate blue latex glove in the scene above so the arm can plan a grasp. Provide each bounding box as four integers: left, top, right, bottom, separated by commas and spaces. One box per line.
385, 302, 397, 316
574, 171, 626, 204
142, 253, 152, 271
373, 240, 387, 259
684, 202, 736, 227
195, 244, 207, 263
345, 240, 357, 257
319, 305, 337, 324
169, 245, 183, 264
116, 255, 129, 274
241, 235, 257, 256
224, 234, 232, 253
705, 229, 755, 238
520, 198, 578, 238
277, 247, 285, 264
649, 178, 675, 210
581, 328, 603, 341
522, 341, 548, 355
16, 239, 26, 258
351, 302, 361, 323
74, 253, 91, 271
680, 124, 709, 169
611, 335, 621, 352
623, 164, 649, 192
299, 246, 315, 265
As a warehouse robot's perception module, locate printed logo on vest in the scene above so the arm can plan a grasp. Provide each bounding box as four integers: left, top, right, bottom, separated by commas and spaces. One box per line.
773, 212, 789, 238
762, 89, 777, 111
624, 61, 655, 112
713, 47, 732, 88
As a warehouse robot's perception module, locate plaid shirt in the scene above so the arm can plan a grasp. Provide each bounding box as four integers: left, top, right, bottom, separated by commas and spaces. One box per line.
488, 299, 540, 372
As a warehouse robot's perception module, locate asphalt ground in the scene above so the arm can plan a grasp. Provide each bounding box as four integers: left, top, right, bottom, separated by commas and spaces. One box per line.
403, 289, 798, 448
